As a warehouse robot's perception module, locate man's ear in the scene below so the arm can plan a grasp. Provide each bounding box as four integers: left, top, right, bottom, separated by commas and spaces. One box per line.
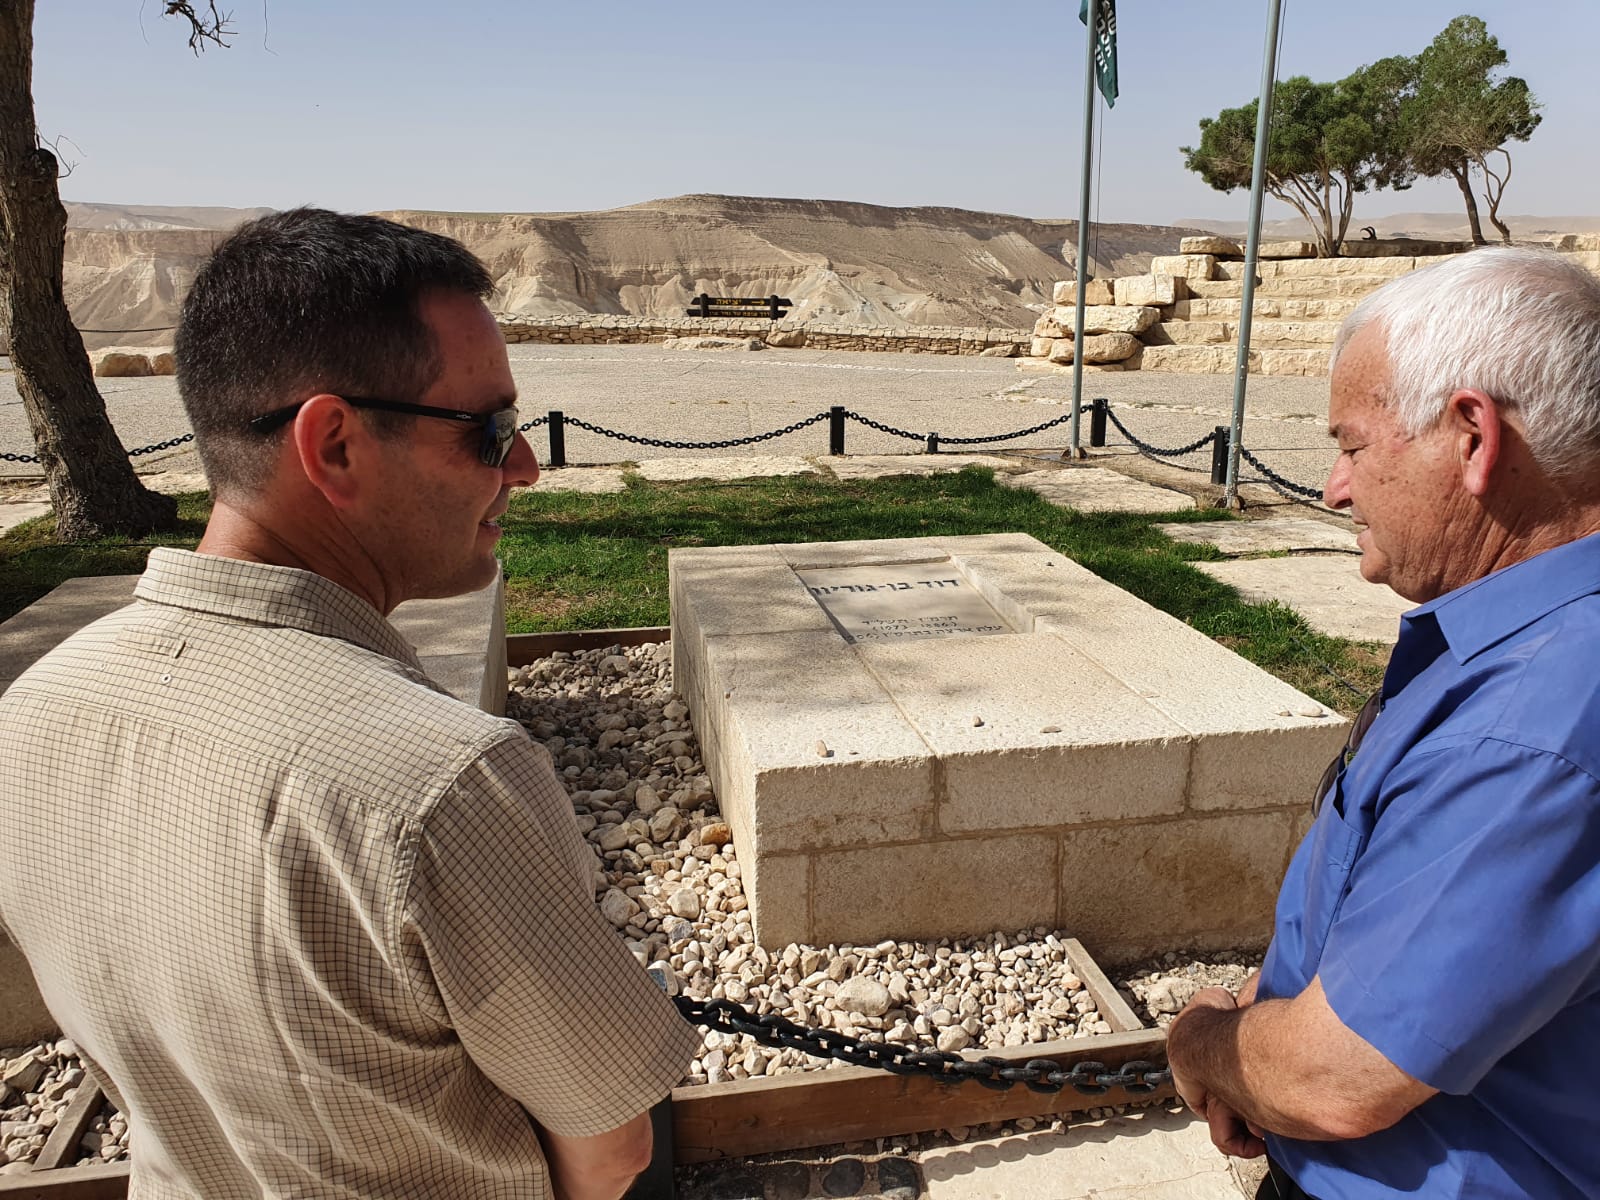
1445, 389, 1503, 499
292, 394, 365, 508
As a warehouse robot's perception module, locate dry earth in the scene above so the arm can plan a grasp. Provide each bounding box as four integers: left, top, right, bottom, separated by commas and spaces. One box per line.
52, 196, 1208, 349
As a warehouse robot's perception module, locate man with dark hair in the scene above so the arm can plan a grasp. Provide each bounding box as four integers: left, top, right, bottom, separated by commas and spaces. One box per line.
0, 208, 698, 1199
1166, 247, 1600, 1199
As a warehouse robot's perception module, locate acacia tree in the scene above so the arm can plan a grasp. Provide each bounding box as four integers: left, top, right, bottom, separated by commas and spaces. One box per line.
1403, 16, 1540, 245
1181, 75, 1389, 257
0, 2, 229, 539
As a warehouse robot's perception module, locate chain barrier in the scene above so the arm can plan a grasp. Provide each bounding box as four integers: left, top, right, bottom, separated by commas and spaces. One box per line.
518, 416, 549, 432
938, 412, 1075, 445
840, 410, 924, 442
1237, 445, 1324, 501
127, 433, 195, 457
562, 411, 830, 451
1102, 407, 1218, 460
673, 995, 1171, 1096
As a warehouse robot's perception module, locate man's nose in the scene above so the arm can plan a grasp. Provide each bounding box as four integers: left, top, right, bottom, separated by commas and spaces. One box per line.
503, 431, 540, 488
1324, 455, 1351, 510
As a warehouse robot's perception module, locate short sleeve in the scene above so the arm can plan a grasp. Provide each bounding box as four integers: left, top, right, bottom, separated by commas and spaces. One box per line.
400, 733, 701, 1137
1319, 736, 1600, 1093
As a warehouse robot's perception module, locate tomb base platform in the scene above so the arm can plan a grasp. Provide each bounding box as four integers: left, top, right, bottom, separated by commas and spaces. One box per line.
669, 534, 1347, 960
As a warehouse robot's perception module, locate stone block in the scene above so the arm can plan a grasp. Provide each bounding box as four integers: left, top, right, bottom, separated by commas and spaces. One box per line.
811, 833, 1060, 946
746, 852, 810, 947
854, 634, 1191, 834
1180, 236, 1242, 257
1047, 332, 1141, 364
1139, 345, 1251, 373
1142, 321, 1233, 346
1030, 336, 1055, 358
1149, 254, 1217, 282
92, 349, 152, 377
1057, 812, 1296, 961
693, 631, 937, 854
1052, 279, 1114, 306
1114, 274, 1186, 307
1035, 305, 1158, 337
1259, 241, 1316, 258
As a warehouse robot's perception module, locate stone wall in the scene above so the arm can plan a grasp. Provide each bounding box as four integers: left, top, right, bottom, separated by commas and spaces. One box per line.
498, 315, 1028, 357
1027, 236, 1600, 377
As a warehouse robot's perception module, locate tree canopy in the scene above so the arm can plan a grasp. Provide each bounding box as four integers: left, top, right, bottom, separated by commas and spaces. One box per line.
1180, 15, 1540, 254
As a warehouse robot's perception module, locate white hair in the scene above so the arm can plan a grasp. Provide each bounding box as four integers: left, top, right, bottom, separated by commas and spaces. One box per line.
1329, 247, 1600, 479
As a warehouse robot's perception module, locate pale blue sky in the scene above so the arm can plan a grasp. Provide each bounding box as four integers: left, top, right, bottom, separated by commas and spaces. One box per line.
34, 1, 1599, 225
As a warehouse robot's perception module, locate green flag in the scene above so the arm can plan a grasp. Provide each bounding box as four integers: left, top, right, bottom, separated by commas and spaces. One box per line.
1079, 0, 1118, 108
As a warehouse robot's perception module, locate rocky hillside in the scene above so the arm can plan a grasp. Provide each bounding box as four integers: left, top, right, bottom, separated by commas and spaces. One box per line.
51, 195, 1207, 348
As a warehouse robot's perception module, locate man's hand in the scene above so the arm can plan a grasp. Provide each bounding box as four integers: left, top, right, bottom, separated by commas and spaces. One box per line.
1169, 988, 1266, 1158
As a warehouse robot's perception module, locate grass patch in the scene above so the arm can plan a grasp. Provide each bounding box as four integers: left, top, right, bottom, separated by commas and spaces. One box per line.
1, 469, 1382, 713
0, 494, 210, 622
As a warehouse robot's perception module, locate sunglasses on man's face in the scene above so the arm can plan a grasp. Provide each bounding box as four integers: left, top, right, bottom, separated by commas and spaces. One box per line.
248, 396, 521, 468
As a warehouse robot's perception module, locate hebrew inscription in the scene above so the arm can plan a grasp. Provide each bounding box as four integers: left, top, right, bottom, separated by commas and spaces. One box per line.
795, 560, 1015, 645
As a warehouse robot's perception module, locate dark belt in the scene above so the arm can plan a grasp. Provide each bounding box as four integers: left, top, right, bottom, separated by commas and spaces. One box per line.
1258, 1159, 1320, 1200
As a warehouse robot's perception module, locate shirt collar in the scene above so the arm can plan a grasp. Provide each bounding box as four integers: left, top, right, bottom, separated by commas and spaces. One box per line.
1406, 530, 1600, 666
134, 547, 423, 671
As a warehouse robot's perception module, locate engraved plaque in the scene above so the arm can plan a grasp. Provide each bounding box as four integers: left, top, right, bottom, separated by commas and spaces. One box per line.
795, 560, 1014, 645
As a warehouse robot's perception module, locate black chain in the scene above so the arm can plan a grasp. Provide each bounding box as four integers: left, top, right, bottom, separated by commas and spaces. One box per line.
842, 410, 924, 442
673, 996, 1170, 1096
2, 432, 196, 465
127, 433, 195, 457
1238, 445, 1324, 500
563, 411, 830, 451
939, 411, 1075, 445
1102, 407, 1218, 459
518, 416, 549, 432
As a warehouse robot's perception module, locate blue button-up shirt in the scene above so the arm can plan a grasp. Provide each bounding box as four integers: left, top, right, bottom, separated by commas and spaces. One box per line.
1260, 531, 1600, 1199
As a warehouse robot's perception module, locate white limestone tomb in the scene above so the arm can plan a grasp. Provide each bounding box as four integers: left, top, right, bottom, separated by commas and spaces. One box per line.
669, 534, 1348, 960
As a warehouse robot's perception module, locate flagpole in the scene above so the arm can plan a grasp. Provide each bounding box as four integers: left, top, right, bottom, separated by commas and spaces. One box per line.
1067, 0, 1100, 459
1224, 0, 1283, 506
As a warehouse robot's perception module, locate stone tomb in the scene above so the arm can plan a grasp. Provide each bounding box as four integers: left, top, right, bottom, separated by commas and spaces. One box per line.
670, 533, 1348, 961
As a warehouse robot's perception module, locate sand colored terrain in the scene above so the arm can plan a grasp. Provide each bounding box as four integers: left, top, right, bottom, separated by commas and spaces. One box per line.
51, 195, 1203, 348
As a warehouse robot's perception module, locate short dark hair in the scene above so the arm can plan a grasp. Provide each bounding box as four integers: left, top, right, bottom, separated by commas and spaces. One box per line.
174, 207, 494, 495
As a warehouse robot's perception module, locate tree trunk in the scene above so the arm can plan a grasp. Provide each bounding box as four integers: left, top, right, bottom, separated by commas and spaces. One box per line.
0, 0, 176, 539
1476, 150, 1515, 245
1446, 159, 1487, 246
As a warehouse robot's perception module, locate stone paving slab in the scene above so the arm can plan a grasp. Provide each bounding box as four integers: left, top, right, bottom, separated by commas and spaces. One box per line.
824, 454, 1023, 480
1158, 517, 1356, 556
1001, 467, 1195, 513
1197, 555, 1413, 643
633, 455, 818, 482
0, 501, 49, 535
919, 1107, 1241, 1199
535, 467, 629, 493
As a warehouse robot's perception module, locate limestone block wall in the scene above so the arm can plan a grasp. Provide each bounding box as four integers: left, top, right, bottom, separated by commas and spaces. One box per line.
1027, 237, 1600, 377
670, 534, 1350, 964
497, 315, 1028, 357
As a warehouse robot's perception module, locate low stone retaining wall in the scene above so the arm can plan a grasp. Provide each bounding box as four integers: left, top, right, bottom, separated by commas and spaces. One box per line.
498, 315, 1028, 357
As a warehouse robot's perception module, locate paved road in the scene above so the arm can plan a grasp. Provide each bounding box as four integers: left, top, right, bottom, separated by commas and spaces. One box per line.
1, 346, 1340, 494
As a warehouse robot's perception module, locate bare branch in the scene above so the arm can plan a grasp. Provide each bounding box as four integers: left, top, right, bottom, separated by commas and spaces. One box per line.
163, 1, 234, 53
37, 134, 86, 180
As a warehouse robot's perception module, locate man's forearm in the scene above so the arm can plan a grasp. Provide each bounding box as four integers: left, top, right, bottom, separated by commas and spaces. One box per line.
1167, 980, 1432, 1143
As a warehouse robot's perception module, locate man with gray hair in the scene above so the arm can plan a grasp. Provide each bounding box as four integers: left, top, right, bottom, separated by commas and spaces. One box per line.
1166, 247, 1600, 1199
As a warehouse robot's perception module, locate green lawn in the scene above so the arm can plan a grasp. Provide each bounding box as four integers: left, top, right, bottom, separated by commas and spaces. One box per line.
1, 468, 1382, 712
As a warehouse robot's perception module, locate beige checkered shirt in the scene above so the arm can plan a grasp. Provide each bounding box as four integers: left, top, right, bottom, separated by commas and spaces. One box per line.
0, 549, 699, 1199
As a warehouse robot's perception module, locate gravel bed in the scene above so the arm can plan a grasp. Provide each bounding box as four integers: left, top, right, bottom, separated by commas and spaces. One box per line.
0, 1040, 124, 1173
1117, 950, 1264, 1030
507, 642, 1114, 1086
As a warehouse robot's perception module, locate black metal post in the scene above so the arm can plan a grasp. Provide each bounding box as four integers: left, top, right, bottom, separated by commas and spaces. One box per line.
695, 293, 710, 318
768, 293, 781, 320
548, 411, 567, 470
926, 432, 940, 454
618, 1096, 676, 1200
1211, 425, 1230, 486
829, 406, 846, 456
1089, 398, 1108, 448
